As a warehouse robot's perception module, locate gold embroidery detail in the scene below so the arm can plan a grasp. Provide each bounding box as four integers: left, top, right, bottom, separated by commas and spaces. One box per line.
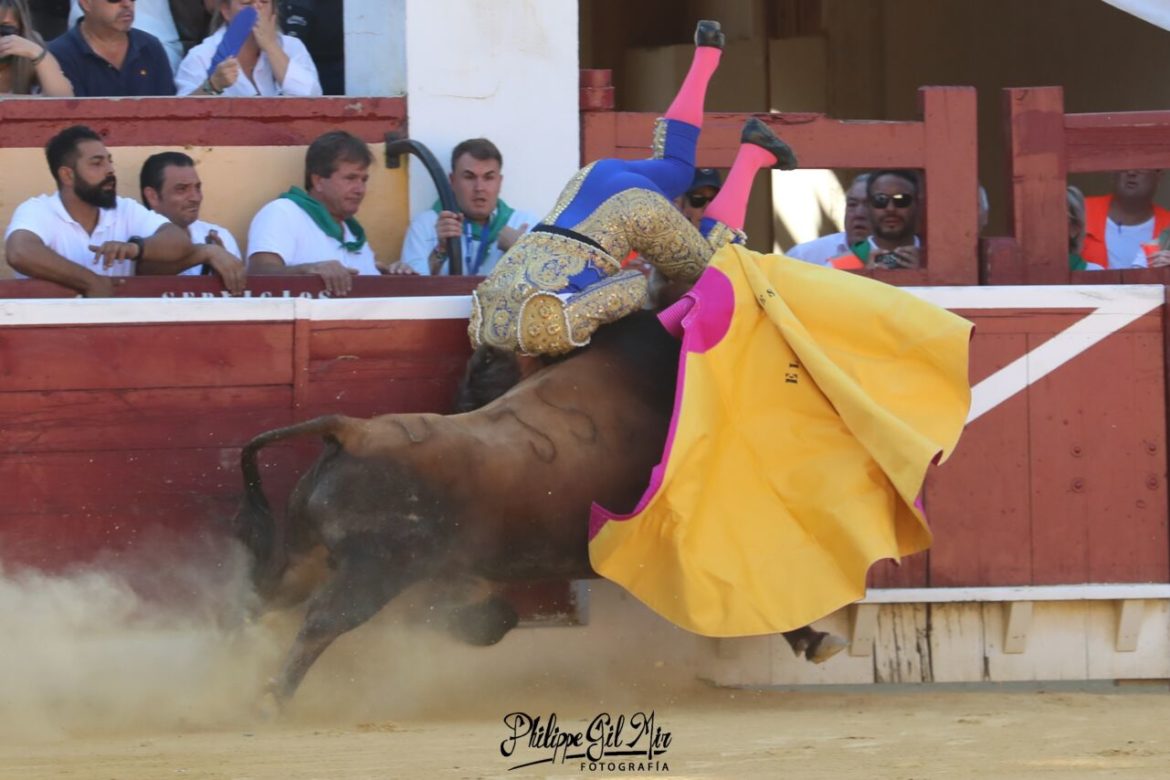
569, 188, 712, 283
517, 292, 576, 355
704, 221, 748, 253
564, 271, 649, 346
651, 118, 668, 159
468, 291, 485, 347
470, 230, 621, 353
544, 161, 597, 225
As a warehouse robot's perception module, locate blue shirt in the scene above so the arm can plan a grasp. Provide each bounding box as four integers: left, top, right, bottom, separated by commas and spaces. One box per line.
49, 23, 175, 97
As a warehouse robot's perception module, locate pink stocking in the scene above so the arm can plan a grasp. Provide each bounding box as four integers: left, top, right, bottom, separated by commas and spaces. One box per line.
703, 144, 777, 230
664, 47, 721, 128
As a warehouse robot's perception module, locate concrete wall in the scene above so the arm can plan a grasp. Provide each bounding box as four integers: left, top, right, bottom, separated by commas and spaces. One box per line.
400, 0, 580, 220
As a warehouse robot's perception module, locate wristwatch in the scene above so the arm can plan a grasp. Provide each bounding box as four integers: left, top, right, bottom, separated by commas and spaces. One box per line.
127, 235, 146, 261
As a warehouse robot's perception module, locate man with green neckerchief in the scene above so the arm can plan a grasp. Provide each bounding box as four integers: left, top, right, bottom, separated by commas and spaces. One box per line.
392, 138, 539, 276
248, 130, 380, 296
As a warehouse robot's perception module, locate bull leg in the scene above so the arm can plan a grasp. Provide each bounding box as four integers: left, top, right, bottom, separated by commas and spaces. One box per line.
271, 555, 417, 704
781, 625, 848, 664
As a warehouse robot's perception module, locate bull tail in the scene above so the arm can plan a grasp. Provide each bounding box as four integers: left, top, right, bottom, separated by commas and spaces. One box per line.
233, 414, 349, 594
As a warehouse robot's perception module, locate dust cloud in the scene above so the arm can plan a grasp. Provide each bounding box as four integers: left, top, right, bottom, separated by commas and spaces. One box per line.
0, 530, 707, 742
0, 532, 281, 741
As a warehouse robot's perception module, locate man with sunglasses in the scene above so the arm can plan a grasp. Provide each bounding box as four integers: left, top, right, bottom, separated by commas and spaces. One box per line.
49, 0, 175, 96
676, 167, 722, 228
830, 169, 922, 270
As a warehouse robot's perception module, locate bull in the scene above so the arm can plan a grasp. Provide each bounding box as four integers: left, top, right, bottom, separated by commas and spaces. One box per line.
232, 310, 843, 705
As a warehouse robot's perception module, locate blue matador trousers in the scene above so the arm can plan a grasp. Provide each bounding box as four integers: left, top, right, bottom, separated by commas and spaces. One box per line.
469, 119, 745, 356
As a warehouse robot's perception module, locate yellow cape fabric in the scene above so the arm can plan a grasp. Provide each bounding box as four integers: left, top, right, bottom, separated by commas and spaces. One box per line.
588, 246, 974, 637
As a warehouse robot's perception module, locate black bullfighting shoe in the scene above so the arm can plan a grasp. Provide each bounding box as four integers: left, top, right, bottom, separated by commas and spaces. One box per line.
695, 19, 725, 50
742, 116, 799, 171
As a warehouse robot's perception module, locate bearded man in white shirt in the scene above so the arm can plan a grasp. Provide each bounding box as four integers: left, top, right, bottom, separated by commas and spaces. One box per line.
5, 125, 220, 297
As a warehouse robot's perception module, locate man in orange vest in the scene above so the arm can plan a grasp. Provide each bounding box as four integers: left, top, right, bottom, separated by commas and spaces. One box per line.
1082, 169, 1170, 269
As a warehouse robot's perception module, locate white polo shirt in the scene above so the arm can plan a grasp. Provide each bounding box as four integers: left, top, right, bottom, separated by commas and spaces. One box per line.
180, 218, 242, 276
785, 231, 849, 266
247, 198, 379, 275
5, 193, 171, 278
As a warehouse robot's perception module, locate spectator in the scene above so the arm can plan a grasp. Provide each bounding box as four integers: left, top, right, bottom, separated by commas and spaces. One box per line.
1082, 170, 1170, 269
830, 169, 922, 270
139, 151, 247, 293
5, 125, 195, 297
786, 173, 871, 266
675, 167, 721, 228
1067, 185, 1103, 272
622, 167, 722, 276
0, 0, 73, 96
67, 0, 185, 72
392, 138, 539, 276
175, 0, 321, 97
247, 129, 378, 295
280, 0, 342, 95
49, 0, 174, 96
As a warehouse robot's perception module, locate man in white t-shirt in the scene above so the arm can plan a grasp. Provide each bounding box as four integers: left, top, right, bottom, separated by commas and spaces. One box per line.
390, 138, 539, 276
5, 125, 197, 297
139, 151, 247, 294
248, 130, 381, 296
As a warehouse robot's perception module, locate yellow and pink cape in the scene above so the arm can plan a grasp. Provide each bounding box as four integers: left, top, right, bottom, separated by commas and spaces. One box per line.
588, 246, 973, 636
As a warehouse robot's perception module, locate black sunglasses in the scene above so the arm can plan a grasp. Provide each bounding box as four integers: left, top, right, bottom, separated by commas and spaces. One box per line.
870, 193, 915, 209
687, 194, 713, 208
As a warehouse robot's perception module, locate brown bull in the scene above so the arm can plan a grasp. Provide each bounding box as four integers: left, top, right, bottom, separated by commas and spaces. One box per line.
233, 311, 841, 705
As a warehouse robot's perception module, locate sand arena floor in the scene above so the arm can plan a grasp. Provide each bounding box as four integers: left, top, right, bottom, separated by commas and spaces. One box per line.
3, 555, 1168, 780
5, 683, 1170, 779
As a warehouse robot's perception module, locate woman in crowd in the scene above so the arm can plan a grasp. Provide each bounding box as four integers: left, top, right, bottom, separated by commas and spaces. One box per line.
0, 0, 73, 97
175, 0, 321, 97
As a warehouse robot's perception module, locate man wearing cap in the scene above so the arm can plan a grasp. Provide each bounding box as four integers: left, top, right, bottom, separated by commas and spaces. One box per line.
676, 167, 722, 228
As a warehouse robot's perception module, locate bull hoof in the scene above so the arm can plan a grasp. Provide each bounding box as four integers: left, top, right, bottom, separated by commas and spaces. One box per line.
805, 632, 848, 664
253, 679, 287, 721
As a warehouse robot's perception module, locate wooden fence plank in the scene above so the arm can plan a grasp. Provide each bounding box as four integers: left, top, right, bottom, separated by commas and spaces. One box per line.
0, 96, 406, 147
1028, 318, 1169, 584
607, 112, 927, 169
0, 386, 293, 453
927, 332, 1033, 587
0, 323, 293, 391
1003, 87, 1069, 285
920, 87, 979, 286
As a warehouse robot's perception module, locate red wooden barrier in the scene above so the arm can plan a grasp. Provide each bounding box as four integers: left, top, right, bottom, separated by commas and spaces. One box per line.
1000, 86, 1170, 285
581, 86, 981, 286
0, 96, 406, 147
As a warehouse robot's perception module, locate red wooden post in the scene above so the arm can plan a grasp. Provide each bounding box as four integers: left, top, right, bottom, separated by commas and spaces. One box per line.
580, 68, 614, 112
579, 68, 617, 167
919, 87, 979, 286
1003, 87, 1069, 285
